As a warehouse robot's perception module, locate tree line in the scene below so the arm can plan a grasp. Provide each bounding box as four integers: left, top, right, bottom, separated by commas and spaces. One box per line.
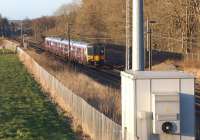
0, 15, 14, 37
25, 0, 126, 45
15, 0, 200, 51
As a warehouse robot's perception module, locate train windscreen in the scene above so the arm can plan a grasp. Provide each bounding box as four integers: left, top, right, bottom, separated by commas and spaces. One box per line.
87, 47, 94, 55
87, 45, 105, 55
94, 46, 104, 55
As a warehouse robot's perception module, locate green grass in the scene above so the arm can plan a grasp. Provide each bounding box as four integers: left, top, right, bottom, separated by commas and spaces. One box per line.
0, 54, 76, 140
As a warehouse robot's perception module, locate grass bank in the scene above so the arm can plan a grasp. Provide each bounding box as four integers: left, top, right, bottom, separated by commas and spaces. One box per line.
0, 54, 76, 140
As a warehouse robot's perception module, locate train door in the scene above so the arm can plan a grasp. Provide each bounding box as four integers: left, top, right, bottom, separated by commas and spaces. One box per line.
58, 43, 60, 55
61, 44, 65, 57
65, 44, 69, 60
58, 43, 61, 55
70, 45, 75, 61
77, 48, 81, 63
75, 47, 78, 62
55, 42, 58, 55
51, 41, 54, 53
80, 48, 85, 63
58, 43, 63, 56
79, 48, 83, 63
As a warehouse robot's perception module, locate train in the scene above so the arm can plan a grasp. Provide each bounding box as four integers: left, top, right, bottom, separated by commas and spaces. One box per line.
44, 37, 105, 65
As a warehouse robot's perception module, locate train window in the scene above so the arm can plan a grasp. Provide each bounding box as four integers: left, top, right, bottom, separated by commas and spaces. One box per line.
93, 46, 105, 55
88, 47, 94, 55
100, 49, 104, 55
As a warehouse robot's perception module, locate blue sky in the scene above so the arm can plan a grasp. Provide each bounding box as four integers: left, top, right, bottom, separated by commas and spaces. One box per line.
0, 0, 72, 20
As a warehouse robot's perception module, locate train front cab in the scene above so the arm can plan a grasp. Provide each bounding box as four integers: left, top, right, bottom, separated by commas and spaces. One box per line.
87, 45, 105, 65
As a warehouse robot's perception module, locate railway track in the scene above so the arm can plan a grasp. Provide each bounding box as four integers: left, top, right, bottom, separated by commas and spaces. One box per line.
18, 39, 200, 89
79, 64, 121, 88
26, 40, 121, 88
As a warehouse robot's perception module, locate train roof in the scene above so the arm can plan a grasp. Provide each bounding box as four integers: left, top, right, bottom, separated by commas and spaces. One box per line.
45, 37, 89, 48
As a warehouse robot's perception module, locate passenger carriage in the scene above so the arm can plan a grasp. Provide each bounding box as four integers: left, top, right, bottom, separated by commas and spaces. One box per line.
44, 37, 105, 65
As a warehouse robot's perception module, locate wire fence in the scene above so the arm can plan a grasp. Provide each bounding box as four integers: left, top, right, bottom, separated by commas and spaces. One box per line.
17, 47, 122, 140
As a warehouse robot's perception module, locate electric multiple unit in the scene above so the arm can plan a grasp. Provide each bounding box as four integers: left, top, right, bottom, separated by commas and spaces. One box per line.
44, 37, 105, 65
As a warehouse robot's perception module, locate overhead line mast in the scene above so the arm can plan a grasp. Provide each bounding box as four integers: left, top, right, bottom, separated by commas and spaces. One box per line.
132, 0, 145, 71
126, 0, 130, 70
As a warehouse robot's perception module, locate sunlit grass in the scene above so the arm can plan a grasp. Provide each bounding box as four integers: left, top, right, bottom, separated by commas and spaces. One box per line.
0, 49, 16, 54
0, 54, 76, 140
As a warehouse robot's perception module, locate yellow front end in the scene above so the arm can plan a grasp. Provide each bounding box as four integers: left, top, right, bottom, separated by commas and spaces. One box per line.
87, 55, 94, 62
94, 55, 101, 62
87, 55, 104, 64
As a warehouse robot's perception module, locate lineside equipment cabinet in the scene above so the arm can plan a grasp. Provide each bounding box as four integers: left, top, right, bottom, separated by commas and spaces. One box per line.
121, 71, 195, 140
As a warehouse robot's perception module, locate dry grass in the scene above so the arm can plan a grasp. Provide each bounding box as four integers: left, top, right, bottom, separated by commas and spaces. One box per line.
180, 60, 200, 69
153, 59, 200, 82
25, 48, 121, 124
151, 59, 177, 71
180, 60, 200, 80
